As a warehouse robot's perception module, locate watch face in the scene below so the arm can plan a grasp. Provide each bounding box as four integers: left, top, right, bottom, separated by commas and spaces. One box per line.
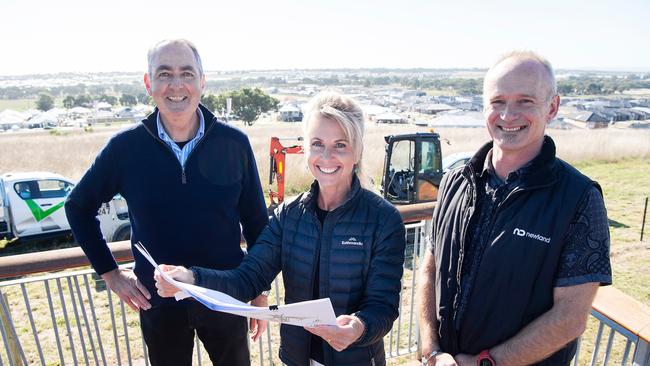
479, 359, 494, 366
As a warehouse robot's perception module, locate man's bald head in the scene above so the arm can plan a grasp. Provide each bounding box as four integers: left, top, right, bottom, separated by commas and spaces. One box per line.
483, 51, 557, 104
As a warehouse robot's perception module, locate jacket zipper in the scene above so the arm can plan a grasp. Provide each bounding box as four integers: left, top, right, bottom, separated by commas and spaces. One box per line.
312, 201, 349, 365
452, 171, 478, 323
310, 211, 323, 298
309, 209, 324, 364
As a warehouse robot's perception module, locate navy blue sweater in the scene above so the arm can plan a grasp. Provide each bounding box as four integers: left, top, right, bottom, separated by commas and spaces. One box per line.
65, 105, 268, 305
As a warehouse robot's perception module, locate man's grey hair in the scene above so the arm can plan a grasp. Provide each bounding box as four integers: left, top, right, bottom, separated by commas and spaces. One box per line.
147, 39, 204, 77
484, 50, 557, 98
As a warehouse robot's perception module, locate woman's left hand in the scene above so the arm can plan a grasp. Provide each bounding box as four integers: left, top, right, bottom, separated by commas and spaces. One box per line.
305, 314, 365, 352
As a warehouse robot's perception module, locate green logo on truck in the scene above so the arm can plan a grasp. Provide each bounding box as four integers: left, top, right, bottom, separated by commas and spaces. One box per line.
25, 199, 65, 222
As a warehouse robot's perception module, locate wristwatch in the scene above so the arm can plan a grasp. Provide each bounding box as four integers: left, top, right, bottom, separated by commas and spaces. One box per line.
421, 350, 440, 366
477, 349, 496, 366
261, 290, 271, 296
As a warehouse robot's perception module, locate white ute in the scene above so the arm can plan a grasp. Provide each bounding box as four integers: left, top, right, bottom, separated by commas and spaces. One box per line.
0, 172, 131, 243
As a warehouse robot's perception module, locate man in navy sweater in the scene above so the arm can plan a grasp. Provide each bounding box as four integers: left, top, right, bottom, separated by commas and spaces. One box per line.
65, 39, 269, 366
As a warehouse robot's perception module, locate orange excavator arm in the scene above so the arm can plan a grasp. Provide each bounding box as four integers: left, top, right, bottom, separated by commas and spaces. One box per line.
268, 137, 304, 210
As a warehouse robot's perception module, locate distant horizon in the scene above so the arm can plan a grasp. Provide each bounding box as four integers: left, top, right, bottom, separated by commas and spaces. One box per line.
2, 66, 650, 79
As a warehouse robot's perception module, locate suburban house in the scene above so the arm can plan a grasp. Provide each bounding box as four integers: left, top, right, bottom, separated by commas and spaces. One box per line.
416, 103, 456, 115
278, 104, 303, 122
565, 111, 609, 129
374, 111, 406, 124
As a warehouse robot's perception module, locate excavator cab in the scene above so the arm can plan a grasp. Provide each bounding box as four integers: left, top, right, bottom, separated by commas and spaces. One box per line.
381, 132, 443, 204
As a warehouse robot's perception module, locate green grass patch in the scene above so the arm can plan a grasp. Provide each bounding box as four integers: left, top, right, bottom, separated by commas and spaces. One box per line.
0, 97, 64, 112
573, 158, 650, 305
0, 98, 36, 111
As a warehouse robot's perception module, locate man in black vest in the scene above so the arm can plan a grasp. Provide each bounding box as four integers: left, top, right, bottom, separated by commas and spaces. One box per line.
417, 52, 611, 366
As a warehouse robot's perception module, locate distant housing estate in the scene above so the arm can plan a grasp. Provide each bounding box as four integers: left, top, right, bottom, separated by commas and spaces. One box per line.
0, 103, 153, 131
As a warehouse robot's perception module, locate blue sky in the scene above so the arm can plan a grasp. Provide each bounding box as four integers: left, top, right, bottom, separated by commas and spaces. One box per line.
1, 0, 648, 75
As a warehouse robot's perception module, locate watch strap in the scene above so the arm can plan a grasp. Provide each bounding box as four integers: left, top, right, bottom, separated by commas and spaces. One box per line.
477, 349, 496, 366
422, 350, 440, 366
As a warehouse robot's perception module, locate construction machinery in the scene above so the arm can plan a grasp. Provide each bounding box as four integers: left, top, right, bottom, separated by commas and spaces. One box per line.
267, 132, 443, 209
268, 137, 305, 212
381, 132, 443, 204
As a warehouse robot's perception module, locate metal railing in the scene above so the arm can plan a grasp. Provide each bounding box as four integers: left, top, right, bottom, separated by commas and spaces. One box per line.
572, 286, 650, 366
1, 202, 649, 365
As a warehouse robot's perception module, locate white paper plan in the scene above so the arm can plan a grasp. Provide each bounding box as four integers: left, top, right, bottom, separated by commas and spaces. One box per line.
134, 242, 337, 327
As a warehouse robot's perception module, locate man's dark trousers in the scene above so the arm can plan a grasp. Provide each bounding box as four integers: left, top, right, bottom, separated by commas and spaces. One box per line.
140, 300, 250, 366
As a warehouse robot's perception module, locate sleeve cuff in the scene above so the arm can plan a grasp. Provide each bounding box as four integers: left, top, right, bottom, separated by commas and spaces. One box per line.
352, 311, 372, 346
555, 274, 612, 287
189, 267, 202, 286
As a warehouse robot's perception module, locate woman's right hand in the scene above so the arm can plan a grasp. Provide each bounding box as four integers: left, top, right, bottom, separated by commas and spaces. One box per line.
153, 264, 195, 297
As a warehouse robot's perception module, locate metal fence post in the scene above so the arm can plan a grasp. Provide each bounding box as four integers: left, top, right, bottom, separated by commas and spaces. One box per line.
641, 196, 648, 242
0, 292, 24, 366
632, 340, 650, 366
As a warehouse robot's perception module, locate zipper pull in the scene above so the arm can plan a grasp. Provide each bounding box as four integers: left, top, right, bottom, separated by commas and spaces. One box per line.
181, 170, 187, 184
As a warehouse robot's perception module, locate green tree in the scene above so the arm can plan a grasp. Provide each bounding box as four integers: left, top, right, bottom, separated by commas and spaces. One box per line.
203, 88, 278, 126
229, 88, 279, 126
586, 82, 603, 95
136, 93, 150, 105
98, 94, 118, 106
557, 83, 574, 95
200, 94, 221, 113
63, 95, 75, 109
74, 94, 93, 107
36, 93, 54, 111
120, 93, 137, 106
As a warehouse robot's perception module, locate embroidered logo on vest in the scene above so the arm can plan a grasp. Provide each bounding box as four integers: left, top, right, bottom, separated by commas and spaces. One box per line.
513, 228, 551, 244
341, 237, 363, 246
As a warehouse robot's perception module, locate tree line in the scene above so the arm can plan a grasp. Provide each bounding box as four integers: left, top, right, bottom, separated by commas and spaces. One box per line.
11, 72, 650, 117
34, 92, 150, 111
10, 73, 649, 106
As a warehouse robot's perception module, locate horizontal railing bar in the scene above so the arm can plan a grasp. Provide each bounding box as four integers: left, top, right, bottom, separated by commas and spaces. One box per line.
0, 263, 133, 287
397, 202, 435, 223
0, 241, 133, 279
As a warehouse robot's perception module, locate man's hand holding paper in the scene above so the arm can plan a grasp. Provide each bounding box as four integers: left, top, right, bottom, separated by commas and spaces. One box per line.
154, 264, 194, 298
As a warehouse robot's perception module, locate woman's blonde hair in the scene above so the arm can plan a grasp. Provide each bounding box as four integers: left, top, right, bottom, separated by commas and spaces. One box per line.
302, 91, 371, 189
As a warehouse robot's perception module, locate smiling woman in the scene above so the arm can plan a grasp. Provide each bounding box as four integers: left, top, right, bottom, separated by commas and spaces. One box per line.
154, 92, 407, 366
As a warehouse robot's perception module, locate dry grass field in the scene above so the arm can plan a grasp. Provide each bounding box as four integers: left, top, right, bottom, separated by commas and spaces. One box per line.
1, 122, 648, 191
